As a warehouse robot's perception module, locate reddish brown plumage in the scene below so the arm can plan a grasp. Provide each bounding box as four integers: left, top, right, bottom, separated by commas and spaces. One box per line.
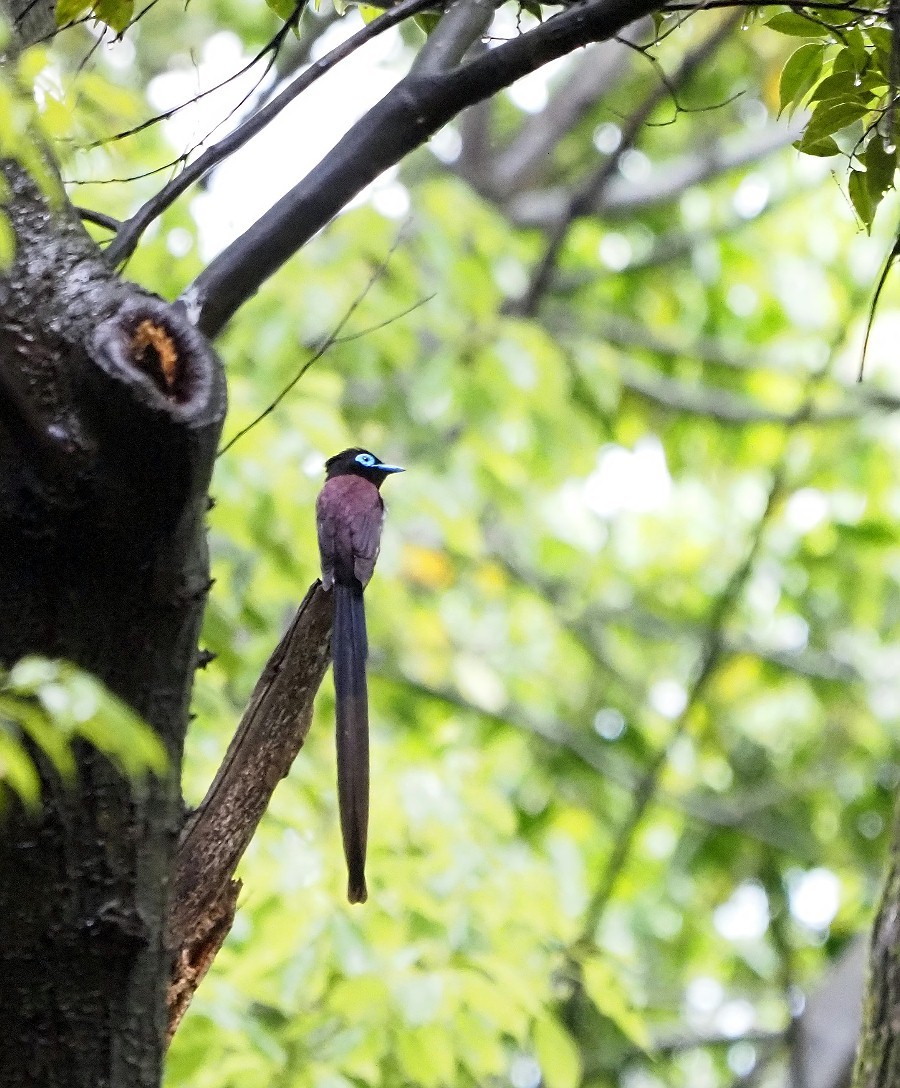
315, 448, 403, 905
316, 474, 385, 590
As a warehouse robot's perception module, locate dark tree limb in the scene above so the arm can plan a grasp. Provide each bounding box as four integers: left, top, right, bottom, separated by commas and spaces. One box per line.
185, 0, 665, 338
411, 0, 497, 73
166, 581, 333, 1038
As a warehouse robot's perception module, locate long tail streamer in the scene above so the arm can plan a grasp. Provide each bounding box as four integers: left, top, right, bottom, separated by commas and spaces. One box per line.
333, 581, 369, 903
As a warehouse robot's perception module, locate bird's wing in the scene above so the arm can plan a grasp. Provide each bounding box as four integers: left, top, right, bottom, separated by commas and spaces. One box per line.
350, 494, 385, 587
315, 490, 337, 589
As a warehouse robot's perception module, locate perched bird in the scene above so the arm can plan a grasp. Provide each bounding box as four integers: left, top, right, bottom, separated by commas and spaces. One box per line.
316, 448, 404, 903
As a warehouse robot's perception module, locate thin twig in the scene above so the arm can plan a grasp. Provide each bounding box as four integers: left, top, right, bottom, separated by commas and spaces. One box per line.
74, 205, 121, 231
85, 0, 304, 149
216, 228, 426, 457
104, 0, 436, 267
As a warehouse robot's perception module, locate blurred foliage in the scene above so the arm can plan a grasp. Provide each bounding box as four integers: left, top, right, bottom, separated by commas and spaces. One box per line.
0, 657, 168, 806
8, 0, 900, 1086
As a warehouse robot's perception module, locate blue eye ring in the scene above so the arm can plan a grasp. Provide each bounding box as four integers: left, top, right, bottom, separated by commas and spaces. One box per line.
355, 452, 377, 467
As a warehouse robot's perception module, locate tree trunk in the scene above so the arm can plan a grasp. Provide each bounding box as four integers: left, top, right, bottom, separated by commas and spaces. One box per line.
853, 797, 900, 1088
0, 161, 225, 1087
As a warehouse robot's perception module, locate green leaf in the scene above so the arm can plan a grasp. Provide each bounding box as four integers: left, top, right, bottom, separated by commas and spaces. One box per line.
795, 134, 840, 157
2, 658, 168, 784
0, 725, 40, 807
582, 958, 652, 1051
414, 11, 441, 34
844, 25, 870, 69
779, 43, 825, 115
849, 168, 874, 229
93, 0, 133, 31
0, 211, 13, 271
802, 98, 869, 144
864, 137, 896, 205
810, 70, 866, 104
55, 0, 90, 24
533, 1014, 582, 1088
266, 0, 297, 18
866, 25, 892, 60
765, 11, 822, 36
357, 4, 382, 22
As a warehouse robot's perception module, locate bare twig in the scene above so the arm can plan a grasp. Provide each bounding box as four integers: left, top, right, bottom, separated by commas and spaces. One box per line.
216, 228, 428, 457
74, 205, 121, 232
86, 1, 305, 150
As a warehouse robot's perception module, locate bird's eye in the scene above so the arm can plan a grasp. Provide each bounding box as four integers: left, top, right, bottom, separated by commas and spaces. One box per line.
355, 453, 376, 467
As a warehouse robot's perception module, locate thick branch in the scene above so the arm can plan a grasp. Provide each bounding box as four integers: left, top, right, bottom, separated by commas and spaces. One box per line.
0, 161, 226, 1087
411, 0, 497, 74
186, 0, 664, 338
166, 581, 333, 1037
852, 796, 900, 1088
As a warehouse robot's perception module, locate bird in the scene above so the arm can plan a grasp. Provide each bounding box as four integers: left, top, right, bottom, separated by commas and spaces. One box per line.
316, 447, 404, 903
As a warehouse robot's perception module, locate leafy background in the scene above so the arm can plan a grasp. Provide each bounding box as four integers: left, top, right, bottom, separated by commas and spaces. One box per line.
5, 0, 900, 1086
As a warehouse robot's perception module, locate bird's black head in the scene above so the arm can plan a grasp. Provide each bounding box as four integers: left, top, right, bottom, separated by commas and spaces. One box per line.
324, 447, 405, 488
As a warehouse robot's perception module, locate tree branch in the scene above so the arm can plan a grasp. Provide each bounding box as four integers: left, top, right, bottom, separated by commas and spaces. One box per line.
375, 669, 826, 854
411, 0, 498, 74
505, 120, 804, 228
614, 361, 897, 425
516, 11, 740, 315
574, 465, 785, 945
166, 581, 333, 1038
486, 30, 645, 198
185, 0, 666, 338
103, 0, 437, 268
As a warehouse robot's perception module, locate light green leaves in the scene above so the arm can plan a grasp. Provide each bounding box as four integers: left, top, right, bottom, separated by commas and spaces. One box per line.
0, 658, 168, 806
533, 1014, 582, 1088
772, 9, 900, 225
779, 43, 825, 117
55, 0, 134, 31
765, 11, 822, 36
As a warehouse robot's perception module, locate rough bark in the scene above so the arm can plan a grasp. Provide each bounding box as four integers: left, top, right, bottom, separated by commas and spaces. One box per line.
0, 161, 226, 1087
852, 798, 900, 1088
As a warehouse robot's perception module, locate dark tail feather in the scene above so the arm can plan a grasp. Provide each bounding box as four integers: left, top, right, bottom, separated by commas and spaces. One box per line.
333, 581, 369, 904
